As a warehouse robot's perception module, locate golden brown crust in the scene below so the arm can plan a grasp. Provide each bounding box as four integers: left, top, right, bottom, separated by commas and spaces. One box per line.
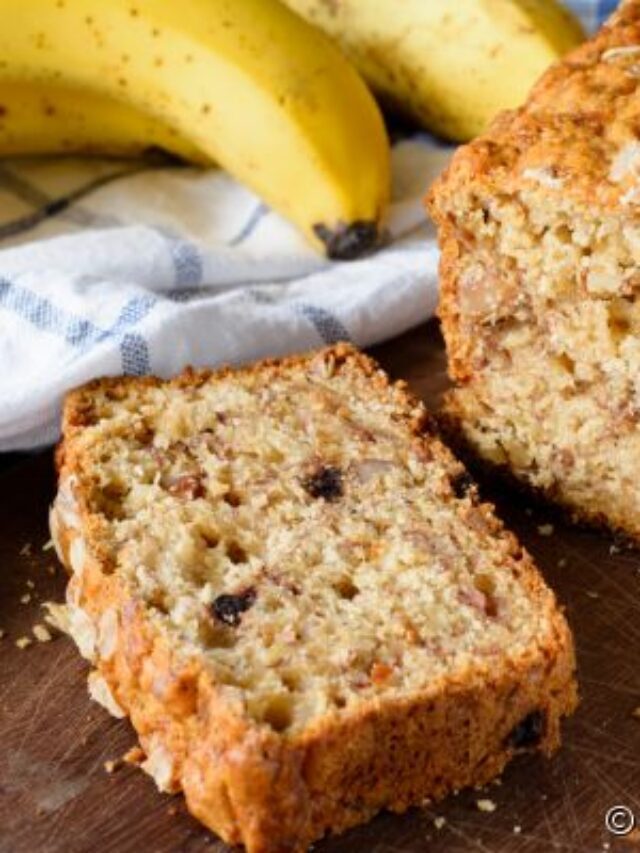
52, 344, 578, 853
427, 0, 640, 379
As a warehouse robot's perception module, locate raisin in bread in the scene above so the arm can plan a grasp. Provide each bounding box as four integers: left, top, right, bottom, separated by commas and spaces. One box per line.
428, 1, 640, 540
50, 344, 577, 853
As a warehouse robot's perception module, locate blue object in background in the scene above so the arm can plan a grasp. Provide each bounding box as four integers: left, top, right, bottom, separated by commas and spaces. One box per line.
569, 0, 621, 32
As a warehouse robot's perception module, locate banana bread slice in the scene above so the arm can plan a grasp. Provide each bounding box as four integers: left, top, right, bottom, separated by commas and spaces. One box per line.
428, 1, 640, 540
50, 343, 576, 853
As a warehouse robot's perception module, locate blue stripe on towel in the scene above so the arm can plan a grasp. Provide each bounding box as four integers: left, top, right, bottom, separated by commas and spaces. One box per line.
0, 166, 121, 231
0, 278, 154, 373
120, 333, 151, 375
294, 303, 351, 345
227, 202, 269, 247
0, 164, 152, 241
111, 296, 157, 374
245, 289, 350, 344
112, 294, 158, 329
154, 227, 204, 287
0, 278, 100, 346
596, 0, 619, 25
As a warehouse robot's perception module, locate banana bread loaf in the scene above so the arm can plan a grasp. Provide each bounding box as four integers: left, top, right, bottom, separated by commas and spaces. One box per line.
428, 1, 640, 540
50, 344, 577, 852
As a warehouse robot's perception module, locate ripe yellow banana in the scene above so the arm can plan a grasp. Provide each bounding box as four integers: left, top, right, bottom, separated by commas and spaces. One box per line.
0, 80, 207, 162
281, 0, 585, 142
0, 0, 389, 258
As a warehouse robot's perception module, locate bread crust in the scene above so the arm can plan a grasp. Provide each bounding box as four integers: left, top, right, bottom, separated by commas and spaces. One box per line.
51, 344, 578, 852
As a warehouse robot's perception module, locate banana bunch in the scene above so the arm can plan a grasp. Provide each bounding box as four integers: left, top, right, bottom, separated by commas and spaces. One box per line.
0, 0, 389, 259
282, 0, 585, 142
0, 0, 584, 256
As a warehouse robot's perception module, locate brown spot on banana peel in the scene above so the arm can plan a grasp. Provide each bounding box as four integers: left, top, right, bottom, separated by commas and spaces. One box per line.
313, 220, 380, 260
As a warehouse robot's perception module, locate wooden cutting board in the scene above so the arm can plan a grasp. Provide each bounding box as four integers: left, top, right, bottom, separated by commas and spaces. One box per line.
2, 320, 640, 853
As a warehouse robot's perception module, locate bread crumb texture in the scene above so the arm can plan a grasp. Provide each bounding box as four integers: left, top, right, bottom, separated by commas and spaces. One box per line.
428, 1, 640, 541
51, 344, 576, 852
32, 624, 52, 643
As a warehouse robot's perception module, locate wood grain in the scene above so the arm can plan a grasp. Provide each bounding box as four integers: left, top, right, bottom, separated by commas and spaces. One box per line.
2, 320, 640, 853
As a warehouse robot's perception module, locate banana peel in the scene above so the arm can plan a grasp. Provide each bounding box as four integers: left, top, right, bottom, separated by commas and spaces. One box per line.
282, 0, 585, 141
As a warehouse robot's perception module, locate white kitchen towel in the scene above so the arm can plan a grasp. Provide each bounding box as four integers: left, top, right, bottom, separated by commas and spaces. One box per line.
0, 0, 610, 451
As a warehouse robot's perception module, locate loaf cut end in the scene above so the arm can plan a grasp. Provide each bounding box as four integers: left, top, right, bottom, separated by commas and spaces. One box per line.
428, 1, 640, 540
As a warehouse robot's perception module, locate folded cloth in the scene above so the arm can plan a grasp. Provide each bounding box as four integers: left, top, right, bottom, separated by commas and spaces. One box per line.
0, 0, 607, 451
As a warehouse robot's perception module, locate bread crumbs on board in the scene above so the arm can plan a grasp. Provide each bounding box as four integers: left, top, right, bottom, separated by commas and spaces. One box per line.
33, 624, 52, 643
476, 799, 497, 813
42, 601, 70, 634
124, 746, 145, 766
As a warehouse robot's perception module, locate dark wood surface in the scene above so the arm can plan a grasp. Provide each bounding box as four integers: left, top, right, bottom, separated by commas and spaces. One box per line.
2, 320, 640, 853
